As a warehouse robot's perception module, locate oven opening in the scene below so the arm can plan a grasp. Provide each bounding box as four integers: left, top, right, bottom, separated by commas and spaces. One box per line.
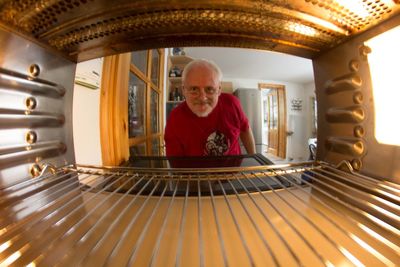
73, 47, 317, 167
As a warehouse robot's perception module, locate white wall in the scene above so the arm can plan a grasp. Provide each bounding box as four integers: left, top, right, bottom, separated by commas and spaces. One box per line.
73, 58, 103, 165
229, 77, 315, 161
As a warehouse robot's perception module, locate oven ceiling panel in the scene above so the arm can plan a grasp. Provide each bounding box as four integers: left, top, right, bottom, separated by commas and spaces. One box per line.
0, 0, 399, 62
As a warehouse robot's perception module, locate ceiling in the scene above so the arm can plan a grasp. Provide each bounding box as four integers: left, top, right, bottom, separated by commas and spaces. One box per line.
184, 47, 315, 85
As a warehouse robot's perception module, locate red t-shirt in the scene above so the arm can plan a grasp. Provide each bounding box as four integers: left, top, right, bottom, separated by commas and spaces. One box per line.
165, 93, 249, 156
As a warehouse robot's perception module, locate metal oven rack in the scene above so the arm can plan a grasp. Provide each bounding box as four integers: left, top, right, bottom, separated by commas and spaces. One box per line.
0, 162, 399, 266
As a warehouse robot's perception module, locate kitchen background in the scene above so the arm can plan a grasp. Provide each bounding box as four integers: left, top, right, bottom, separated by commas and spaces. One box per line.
72, 47, 316, 166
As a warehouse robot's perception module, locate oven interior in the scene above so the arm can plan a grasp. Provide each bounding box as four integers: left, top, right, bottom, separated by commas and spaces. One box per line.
1, 0, 400, 266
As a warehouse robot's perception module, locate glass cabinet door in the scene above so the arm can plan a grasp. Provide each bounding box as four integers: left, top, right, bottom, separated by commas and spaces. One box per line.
128, 73, 146, 138
151, 49, 160, 87
150, 89, 159, 134
128, 49, 164, 156
131, 50, 148, 75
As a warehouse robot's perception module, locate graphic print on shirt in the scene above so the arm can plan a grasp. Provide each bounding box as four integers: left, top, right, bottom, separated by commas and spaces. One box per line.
204, 131, 230, 156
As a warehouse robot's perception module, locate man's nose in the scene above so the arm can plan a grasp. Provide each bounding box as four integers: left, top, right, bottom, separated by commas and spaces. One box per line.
198, 88, 207, 99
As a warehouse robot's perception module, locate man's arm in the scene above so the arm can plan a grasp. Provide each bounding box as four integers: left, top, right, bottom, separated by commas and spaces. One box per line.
240, 127, 256, 154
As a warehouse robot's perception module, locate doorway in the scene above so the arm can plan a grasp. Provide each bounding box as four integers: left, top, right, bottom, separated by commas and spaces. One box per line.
259, 83, 287, 158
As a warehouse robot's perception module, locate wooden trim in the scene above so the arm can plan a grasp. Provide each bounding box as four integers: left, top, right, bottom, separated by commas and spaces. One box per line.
258, 83, 287, 158
277, 86, 286, 158
146, 50, 152, 154
100, 53, 130, 165
129, 133, 162, 146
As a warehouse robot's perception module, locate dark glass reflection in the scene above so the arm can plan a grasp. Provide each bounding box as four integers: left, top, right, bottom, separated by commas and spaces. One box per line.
128, 73, 146, 138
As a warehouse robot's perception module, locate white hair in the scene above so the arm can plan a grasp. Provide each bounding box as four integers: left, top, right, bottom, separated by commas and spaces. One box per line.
182, 58, 223, 84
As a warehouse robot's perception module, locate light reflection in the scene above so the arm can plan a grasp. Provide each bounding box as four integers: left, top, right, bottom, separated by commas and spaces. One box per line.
371, 194, 400, 211
369, 203, 399, 220
366, 25, 400, 146
349, 233, 394, 266
0, 251, 21, 266
339, 247, 365, 267
379, 183, 400, 194
334, 0, 369, 19
0, 241, 11, 253
358, 223, 400, 253
365, 213, 400, 236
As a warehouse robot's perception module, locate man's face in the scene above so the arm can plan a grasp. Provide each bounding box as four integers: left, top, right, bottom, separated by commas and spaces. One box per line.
182, 65, 221, 117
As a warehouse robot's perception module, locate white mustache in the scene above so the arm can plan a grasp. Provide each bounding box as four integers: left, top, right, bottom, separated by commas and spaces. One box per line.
194, 100, 210, 105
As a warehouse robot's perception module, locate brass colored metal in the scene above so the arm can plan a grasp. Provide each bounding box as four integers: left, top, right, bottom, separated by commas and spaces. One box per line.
326, 106, 365, 123
348, 59, 360, 72
29, 163, 42, 177
25, 96, 37, 110
353, 91, 364, 104
359, 45, 372, 57
325, 73, 362, 94
325, 137, 365, 156
25, 130, 37, 144
0, 0, 399, 61
29, 63, 40, 77
1, 163, 399, 266
353, 125, 365, 138
351, 158, 362, 171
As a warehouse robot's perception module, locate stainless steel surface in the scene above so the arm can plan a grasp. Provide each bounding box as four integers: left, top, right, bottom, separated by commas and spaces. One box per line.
0, 1, 399, 266
234, 88, 263, 145
0, 27, 76, 187
1, 0, 400, 61
0, 162, 399, 266
313, 14, 400, 183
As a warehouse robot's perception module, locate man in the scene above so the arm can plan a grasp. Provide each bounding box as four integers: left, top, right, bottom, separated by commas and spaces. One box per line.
164, 59, 256, 156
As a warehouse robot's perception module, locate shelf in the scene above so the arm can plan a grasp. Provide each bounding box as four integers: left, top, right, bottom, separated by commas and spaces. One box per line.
167, 100, 184, 104
170, 55, 193, 65
168, 76, 182, 83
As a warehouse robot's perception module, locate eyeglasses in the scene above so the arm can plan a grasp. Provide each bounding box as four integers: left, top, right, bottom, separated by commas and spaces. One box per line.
185, 86, 218, 96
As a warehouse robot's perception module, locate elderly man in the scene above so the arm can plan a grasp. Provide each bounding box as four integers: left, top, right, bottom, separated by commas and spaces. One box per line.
165, 59, 256, 156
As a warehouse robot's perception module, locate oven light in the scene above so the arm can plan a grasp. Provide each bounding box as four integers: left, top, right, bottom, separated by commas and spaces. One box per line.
366, 25, 400, 146
286, 22, 317, 37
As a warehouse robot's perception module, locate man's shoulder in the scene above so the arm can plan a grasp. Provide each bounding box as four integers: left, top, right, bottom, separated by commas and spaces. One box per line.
219, 92, 240, 107
168, 102, 190, 122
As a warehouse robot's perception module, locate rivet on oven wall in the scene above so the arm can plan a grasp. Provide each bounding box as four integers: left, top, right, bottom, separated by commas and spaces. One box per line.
349, 59, 360, 72
324, 73, 361, 94
353, 91, 363, 104
351, 158, 362, 171
326, 137, 364, 156
326, 106, 365, 123
29, 64, 40, 77
25, 97, 37, 110
30, 163, 42, 178
25, 131, 37, 144
359, 45, 371, 57
353, 126, 365, 138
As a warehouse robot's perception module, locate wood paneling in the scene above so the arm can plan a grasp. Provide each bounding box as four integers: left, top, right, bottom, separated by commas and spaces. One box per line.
100, 53, 130, 165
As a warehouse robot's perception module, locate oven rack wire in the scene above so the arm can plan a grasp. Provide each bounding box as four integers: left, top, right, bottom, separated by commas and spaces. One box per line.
0, 161, 399, 266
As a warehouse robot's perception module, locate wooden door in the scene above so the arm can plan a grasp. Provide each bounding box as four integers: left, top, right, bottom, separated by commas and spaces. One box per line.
267, 89, 279, 156
259, 83, 286, 159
